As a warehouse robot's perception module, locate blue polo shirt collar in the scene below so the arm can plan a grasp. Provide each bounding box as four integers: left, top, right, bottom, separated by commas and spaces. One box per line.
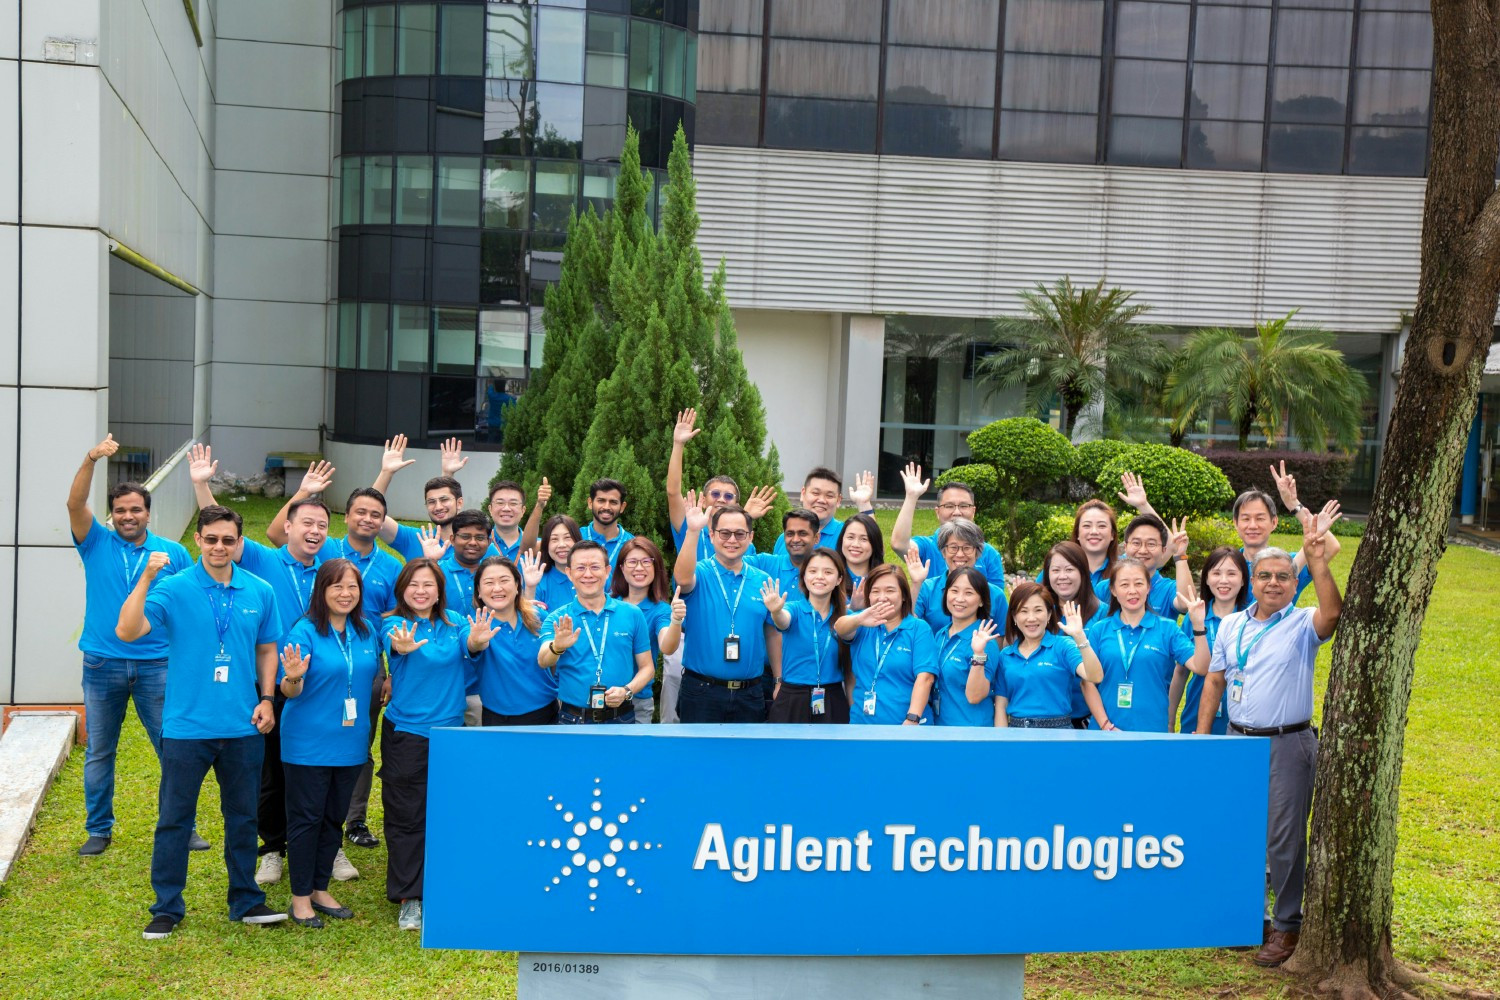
573, 595, 624, 619
193, 559, 251, 590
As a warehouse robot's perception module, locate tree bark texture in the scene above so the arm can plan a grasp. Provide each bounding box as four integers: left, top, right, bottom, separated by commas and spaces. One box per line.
1287, 2, 1500, 995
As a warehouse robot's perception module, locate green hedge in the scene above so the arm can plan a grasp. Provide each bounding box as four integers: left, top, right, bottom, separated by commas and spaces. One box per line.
1016, 510, 1077, 575
967, 417, 1075, 500
935, 463, 1000, 509
1183, 517, 1243, 575
1274, 513, 1366, 537
1202, 449, 1353, 507
1073, 439, 1136, 486
1098, 444, 1235, 522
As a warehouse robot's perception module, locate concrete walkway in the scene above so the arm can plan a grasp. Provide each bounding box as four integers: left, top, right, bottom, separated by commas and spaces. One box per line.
0, 713, 78, 883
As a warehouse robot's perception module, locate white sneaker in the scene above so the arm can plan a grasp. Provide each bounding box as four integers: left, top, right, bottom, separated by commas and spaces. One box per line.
254, 852, 283, 885
331, 848, 359, 882
397, 898, 423, 931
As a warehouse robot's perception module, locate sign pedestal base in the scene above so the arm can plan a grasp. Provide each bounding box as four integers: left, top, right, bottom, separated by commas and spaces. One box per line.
517, 953, 1025, 999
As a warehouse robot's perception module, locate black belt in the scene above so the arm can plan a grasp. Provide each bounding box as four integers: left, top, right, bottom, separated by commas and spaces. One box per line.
684, 668, 762, 690
558, 701, 632, 722
1230, 720, 1312, 737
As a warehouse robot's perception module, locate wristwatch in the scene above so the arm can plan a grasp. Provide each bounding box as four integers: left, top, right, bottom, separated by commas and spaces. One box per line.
1193, 628, 1207, 637
258, 694, 274, 703
904, 712, 922, 723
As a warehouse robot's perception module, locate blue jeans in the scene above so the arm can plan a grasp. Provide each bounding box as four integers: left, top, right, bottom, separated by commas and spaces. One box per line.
81, 654, 166, 836
677, 673, 765, 723
150, 735, 265, 922
556, 706, 637, 725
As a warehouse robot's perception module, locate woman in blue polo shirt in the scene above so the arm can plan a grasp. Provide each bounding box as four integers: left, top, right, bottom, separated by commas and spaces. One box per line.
836, 514, 884, 607
771, 548, 851, 723
1169, 547, 1250, 735
608, 537, 686, 724
1083, 558, 1208, 732
930, 568, 1003, 727
470, 556, 555, 726
908, 519, 1008, 633
835, 564, 937, 725
994, 581, 1104, 729
379, 557, 482, 933
277, 558, 382, 928
1040, 540, 1108, 729
532, 515, 580, 612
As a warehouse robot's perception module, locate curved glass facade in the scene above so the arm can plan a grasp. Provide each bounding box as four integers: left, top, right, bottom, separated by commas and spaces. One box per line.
696, 0, 1432, 176
332, 0, 698, 446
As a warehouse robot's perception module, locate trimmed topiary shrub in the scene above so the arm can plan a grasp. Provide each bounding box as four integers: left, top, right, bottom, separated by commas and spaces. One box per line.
1183, 517, 1242, 575
967, 417, 1075, 500
935, 463, 1000, 511
1202, 449, 1353, 507
1073, 439, 1137, 486
1017, 510, 1078, 575
1098, 444, 1234, 522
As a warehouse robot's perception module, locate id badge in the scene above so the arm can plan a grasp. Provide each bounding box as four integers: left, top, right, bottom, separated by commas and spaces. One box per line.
213, 665, 228, 684
1116, 683, 1133, 709
862, 692, 877, 716
810, 686, 826, 716
589, 685, 607, 710
343, 697, 358, 727
1229, 678, 1244, 703
724, 635, 740, 662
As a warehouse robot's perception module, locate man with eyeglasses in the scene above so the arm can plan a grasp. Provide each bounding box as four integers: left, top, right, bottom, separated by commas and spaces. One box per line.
581, 478, 635, 573
672, 494, 783, 723
1097, 513, 1193, 620
486, 479, 547, 562
772, 466, 876, 557
890, 463, 1006, 584
666, 408, 778, 560
1191, 514, 1343, 969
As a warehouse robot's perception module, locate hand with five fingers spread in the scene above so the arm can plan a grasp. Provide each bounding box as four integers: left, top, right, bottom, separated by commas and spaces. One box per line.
297, 460, 336, 496
743, 485, 778, 519
280, 643, 311, 682
900, 462, 930, 499
440, 437, 469, 475
389, 622, 429, 655
468, 607, 498, 649
1057, 600, 1088, 642
848, 470, 876, 508
381, 434, 416, 475
518, 549, 545, 591
903, 543, 930, 590
1117, 470, 1150, 511
859, 599, 897, 628
188, 443, 218, 484
550, 614, 578, 651
417, 523, 450, 561
970, 619, 1000, 656
760, 578, 787, 616
672, 408, 701, 447
682, 489, 710, 533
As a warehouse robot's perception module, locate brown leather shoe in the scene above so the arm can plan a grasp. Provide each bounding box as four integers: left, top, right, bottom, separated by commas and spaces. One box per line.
1253, 928, 1299, 967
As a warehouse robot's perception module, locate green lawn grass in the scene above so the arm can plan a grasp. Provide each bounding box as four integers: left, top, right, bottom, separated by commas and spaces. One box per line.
3, 503, 1493, 998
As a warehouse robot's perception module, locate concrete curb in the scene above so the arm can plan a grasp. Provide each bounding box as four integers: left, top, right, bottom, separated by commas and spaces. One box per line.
0, 713, 79, 883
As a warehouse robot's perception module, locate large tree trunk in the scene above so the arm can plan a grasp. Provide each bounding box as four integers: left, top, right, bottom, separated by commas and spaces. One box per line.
1285, 3, 1500, 997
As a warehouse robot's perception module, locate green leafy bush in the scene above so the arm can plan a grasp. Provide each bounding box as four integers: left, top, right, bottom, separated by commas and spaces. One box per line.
935, 463, 1000, 510
967, 417, 1075, 500
1275, 514, 1366, 538
1183, 517, 1242, 575
1017, 511, 1078, 575
1073, 439, 1137, 486
1202, 449, 1353, 508
1098, 444, 1234, 521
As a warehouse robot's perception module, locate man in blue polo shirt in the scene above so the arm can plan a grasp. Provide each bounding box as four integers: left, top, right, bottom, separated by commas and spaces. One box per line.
889, 463, 1006, 584
673, 496, 780, 723
772, 466, 877, 556
750, 508, 819, 597
580, 478, 635, 572
117, 505, 287, 939
487, 479, 548, 561
538, 541, 654, 724
67, 434, 203, 858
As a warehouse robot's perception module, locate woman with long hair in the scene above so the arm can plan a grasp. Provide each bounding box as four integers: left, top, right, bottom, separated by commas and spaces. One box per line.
533, 514, 581, 612
770, 548, 851, 724
1168, 547, 1251, 735
836, 513, 884, 606
472, 555, 556, 726
609, 537, 686, 723
994, 581, 1103, 729
834, 564, 937, 726
1040, 540, 1107, 729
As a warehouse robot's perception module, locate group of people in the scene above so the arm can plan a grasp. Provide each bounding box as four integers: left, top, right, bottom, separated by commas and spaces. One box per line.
71, 410, 1344, 968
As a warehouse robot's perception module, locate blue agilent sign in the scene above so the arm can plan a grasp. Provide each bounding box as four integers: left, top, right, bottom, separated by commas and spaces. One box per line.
424, 726, 1269, 955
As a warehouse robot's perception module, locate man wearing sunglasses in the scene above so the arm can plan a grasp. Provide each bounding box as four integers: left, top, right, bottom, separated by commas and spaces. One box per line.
666, 408, 779, 559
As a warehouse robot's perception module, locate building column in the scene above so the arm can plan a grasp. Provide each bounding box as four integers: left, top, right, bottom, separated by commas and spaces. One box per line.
839, 314, 884, 488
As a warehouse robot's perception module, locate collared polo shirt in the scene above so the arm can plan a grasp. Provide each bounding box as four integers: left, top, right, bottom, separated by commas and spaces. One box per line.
278, 615, 383, 766
438, 550, 482, 615
779, 599, 843, 687
475, 616, 553, 716
931, 620, 1001, 728
1086, 612, 1196, 732
913, 575, 1008, 634
626, 598, 670, 699
238, 539, 323, 635
75, 520, 191, 659
913, 532, 1006, 586
997, 630, 1085, 721
389, 523, 427, 562
748, 551, 803, 600
490, 526, 523, 562
540, 597, 651, 707
847, 615, 938, 726
680, 557, 776, 681
580, 523, 634, 567
1093, 569, 1180, 620
1211, 602, 1326, 730
318, 536, 402, 616
381, 610, 473, 737
1178, 600, 1247, 735
534, 566, 576, 613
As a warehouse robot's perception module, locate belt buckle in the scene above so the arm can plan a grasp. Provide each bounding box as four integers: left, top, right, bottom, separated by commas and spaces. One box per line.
589, 707, 605, 723
726, 679, 743, 690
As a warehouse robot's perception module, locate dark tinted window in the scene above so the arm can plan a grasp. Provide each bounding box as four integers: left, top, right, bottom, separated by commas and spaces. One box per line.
764, 97, 877, 152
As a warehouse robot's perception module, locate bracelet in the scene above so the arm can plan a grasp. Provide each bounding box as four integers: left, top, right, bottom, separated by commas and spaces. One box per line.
1193, 628, 1207, 637
259, 694, 274, 703
548, 641, 561, 656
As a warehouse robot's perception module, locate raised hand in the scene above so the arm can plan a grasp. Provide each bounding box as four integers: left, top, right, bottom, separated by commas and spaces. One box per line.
900, 462, 930, 499
144, 550, 171, 579
971, 619, 1000, 655
417, 523, 450, 561
551, 614, 578, 650
89, 434, 120, 462
760, 578, 786, 616
298, 460, 335, 496
669, 585, 686, 625
280, 643, 310, 681
188, 443, 218, 484
1269, 460, 1300, 512
903, 543, 930, 590
743, 485, 778, 519
468, 607, 498, 646
1117, 471, 1150, 510
1310, 499, 1342, 541
860, 599, 896, 628
1185, 594, 1207, 629
1058, 600, 1086, 641
1166, 517, 1190, 561
848, 470, 875, 507
381, 434, 416, 475
389, 623, 429, 655
672, 408, 701, 447
440, 437, 469, 475
518, 549, 544, 590
536, 476, 553, 508
682, 489, 710, 532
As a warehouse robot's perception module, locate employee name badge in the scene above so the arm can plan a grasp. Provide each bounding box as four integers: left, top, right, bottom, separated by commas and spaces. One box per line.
343, 697, 358, 727
1229, 677, 1244, 703
810, 685, 826, 716
1116, 683, 1133, 709
862, 691, 877, 716
212, 649, 231, 684
724, 634, 740, 662
589, 685, 607, 710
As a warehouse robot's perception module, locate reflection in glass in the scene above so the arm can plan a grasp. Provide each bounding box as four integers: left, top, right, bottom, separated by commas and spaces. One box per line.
1349, 126, 1426, 175
1005, 0, 1104, 57
700, 0, 763, 35
1190, 63, 1267, 121
1194, 7, 1270, 64
1187, 120, 1263, 170
487, 4, 534, 79
1002, 54, 1100, 113
1267, 124, 1345, 173
586, 14, 628, 87
764, 97, 877, 153
1275, 10, 1353, 68
1271, 67, 1349, 124
479, 309, 529, 374
883, 104, 993, 159
582, 86, 627, 160
534, 160, 581, 230
770, 0, 882, 42
630, 20, 661, 91
768, 40, 880, 100
481, 230, 525, 304
885, 47, 996, 108
365, 5, 396, 77
434, 309, 478, 375
359, 303, 390, 370
483, 158, 531, 229
363, 156, 394, 224
1356, 12, 1433, 69
662, 26, 687, 98
583, 163, 619, 214
685, 34, 697, 101
337, 302, 358, 368
534, 83, 584, 158
537, 6, 585, 83
392, 305, 430, 372
699, 35, 761, 94
998, 111, 1097, 162
1111, 59, 1186, 117
485, 79, 531, 156
437, 157, 482, 226
1353, 70, 1430, 126
696, 92, 760, 145
440, 5, 485, 75
395, 156, 433, 224
1108, 115, 1182, 166
1115, 2, 1190, 60
888, 0, 998, 48
342, 10, 363, 81
428, 376, 476, 434
398, 5, 436, 75
340, 158, 363, 225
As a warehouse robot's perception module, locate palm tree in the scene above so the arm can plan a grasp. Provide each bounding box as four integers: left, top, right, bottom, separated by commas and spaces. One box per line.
977, 277, 1169, 440
1166, 311, 1368, 451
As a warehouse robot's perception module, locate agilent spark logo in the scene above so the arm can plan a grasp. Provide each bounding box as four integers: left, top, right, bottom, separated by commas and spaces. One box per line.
528, 777, 662, 912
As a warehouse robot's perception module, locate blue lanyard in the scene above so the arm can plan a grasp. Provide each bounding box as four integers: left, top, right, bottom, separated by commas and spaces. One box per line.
1115, 623, 1147, 679
1235, 608, 1291, 672
711, 562, 747, 631
939, 628, 970, 677
869, 626, 903, 693
340, 539, 372, 577
809, 606, 833, 679
121, 544, 149, 589
284, 560, 312, 613
449, 564, 475, 610
579, 609, 612, 684
205, 585, 235, 653
333, 625, 355, 697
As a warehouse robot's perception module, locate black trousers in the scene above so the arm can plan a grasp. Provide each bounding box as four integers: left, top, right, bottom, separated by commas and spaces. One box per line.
257, 692, 288, 855
768, 681, 851, 724
344, 672, 386, 828
283, 761, 362, 896
481, 702, 559, 726
378, 718, 429, 902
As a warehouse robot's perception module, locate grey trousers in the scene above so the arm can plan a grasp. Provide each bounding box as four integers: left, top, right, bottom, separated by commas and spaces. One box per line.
1263, 726, 1318, 932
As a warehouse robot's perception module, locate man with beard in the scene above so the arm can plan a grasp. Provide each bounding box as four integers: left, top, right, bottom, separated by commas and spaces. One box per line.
370, 435, 469, 561
580, 479, 634, 574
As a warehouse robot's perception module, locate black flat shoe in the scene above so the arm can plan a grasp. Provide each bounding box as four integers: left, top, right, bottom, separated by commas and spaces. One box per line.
288, 911, 324, 928
311, 902, 354, 920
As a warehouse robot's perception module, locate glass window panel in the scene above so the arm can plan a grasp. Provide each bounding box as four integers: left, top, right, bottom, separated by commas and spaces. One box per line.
365, 5, 396, 76
428, 376, 477, 435
358, 303, 390, 370
479, 309, 528, 408
1194, 7, 1270, 64
696, 92, 761, 145
885, 47, 996, 108
1002, 54, 1100, 113
1363, 0, 1428, 9
662, 26, 687, 98
1108, 115, 1182, 166
398, 5, 436, 75
1349, 125, 1427, 176
481, 230, 525, 304
337, 302, 358, 368
1275, 10, 1353, 67
767, 40, 880, 100
1005, 0, 1104, 56
583, 163, 619, 214
1115, 2, 1190, 59
395, 155, 433, 224
433, 309, 478, 375
700, 0, 763, 35
1191, 63, 1267, 121
770, 0, 882, 42
441, 5, 485, 75
534, 160, 581, 230
363, 156, 394, 223
998, 112, 1098, 162
1267, 124, 1345, 173
1271, 67, 1349, 124
483, 158, 530, 229
628, 91, 663, 166
529, 306, 546, 369
882, 103, 993, 159
764, 97, 877, 152
485, 79, 530, 155
391, 305, 430, 372
1353, 70, 1430, 126
487, 4, 535, 79
342, 10, 364, 81
583, 86, 627, 160
585, 14, 628, 87
534, 83, 584, 157
888, 0, 998, 48
1357, 13, 1433, 69
340, 158, 363, 225
629, 20, 661, 91
1186, 119, 1263, 170
699, 35, 761, 93
1111, 59, 1186, 117
685, 34, 697, 102
437, 157, 482, 226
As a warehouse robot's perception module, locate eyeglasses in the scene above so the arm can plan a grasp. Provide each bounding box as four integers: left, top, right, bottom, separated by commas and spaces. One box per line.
707, 489, 737, 502
621, 558, 653, 569
491, 499, 523, 509
1254, 571, 1295, 583
936, 502, 976, 513
715, 529, 751, 542
425, 497, 454, 508
1127, 539, 1163, 551
941, 543, 978, 556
